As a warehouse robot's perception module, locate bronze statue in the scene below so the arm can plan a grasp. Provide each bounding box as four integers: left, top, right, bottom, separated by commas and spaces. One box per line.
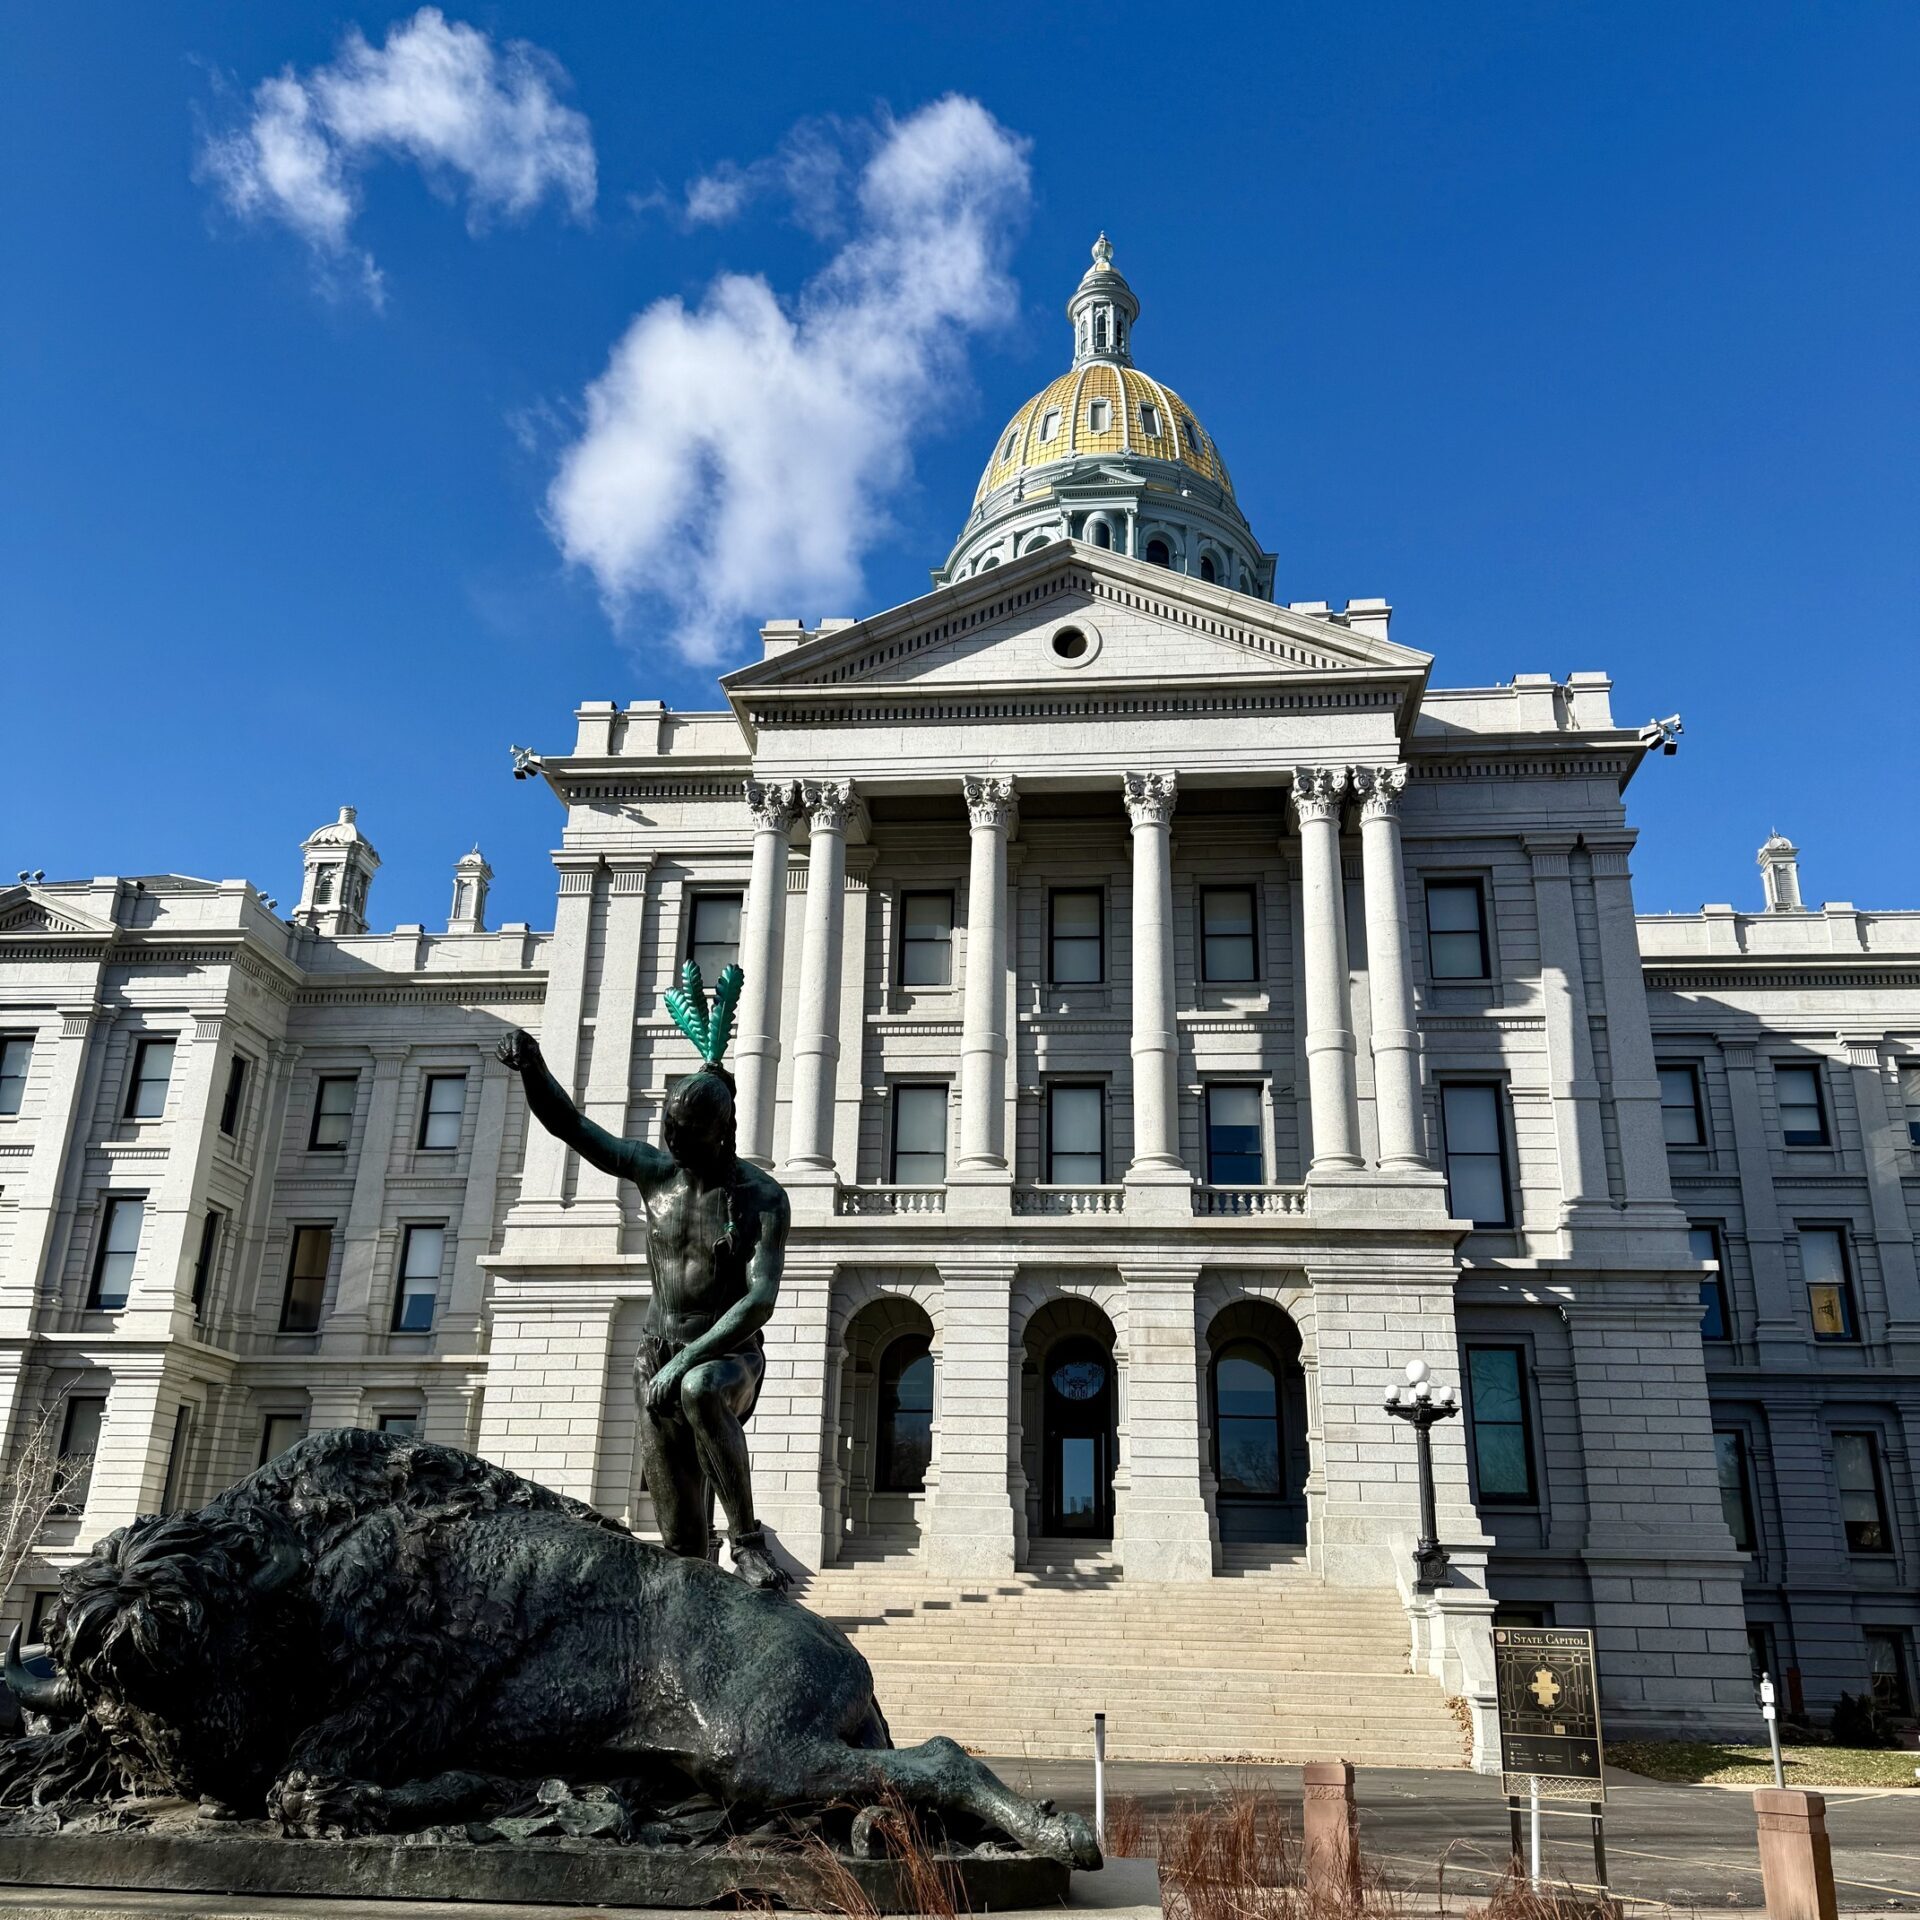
497, 962, 791, 1591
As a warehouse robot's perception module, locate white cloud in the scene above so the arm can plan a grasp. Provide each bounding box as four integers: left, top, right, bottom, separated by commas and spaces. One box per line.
199, 8, 594, 299
546, 95, 1031, 663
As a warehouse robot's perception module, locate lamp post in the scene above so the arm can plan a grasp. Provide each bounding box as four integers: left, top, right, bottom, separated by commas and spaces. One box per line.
1383, 1358, 1459, 1591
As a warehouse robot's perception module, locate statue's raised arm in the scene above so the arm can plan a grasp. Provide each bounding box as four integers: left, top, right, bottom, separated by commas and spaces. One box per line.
495, 1028, 671, 1187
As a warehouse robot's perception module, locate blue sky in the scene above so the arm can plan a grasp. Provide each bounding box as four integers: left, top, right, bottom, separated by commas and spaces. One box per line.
4, 3, 1915, 928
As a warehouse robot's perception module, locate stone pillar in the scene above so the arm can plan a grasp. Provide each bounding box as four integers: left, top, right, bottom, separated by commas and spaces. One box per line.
78, 1352, 170, 1537
438, 1055, 511, 1350
1718, 1039, 1803, 1366
320, 1045, 407, 1353
955, 775, 1017, 1181
1291, 768, 1361, 1171
1352, 766, 1426, 1170
1302, 1762, 1361, 1907
576, 856, 652, 1208
1839, 1036, 1920, 1360
927, 1264, 1018, 1577
784, 780, 856, 1180
747, 1262, 835, 1572
1122, 772, 1187, 1192
1525, 835, 1610, 1221
2, 1003, 102, 1327
735, 780, 800, 1170
1117, 1266, 1214, 1580
514, 855, 602, 1216
1753, 1789, 1839, 1920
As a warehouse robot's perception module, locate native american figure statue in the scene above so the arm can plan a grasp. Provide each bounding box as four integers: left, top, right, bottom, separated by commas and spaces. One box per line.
497, 961, 791, 1590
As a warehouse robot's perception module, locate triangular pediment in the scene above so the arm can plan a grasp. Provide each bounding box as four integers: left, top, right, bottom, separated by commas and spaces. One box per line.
0, 887, 117, 938
723, 543, 1430, 713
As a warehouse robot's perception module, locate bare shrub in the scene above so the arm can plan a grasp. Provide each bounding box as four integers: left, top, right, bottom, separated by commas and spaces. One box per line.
1103, 1793, 1152, 1859
0, 1396, 86, 1625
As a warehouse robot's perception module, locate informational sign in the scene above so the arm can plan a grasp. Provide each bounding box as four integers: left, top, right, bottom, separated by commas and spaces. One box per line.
1492, 1627, 1606, 1802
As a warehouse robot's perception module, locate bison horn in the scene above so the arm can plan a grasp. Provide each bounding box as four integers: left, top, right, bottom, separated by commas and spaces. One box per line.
4, 1626, 81, 1721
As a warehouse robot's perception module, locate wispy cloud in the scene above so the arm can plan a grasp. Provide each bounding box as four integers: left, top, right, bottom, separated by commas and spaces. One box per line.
547, 95, 1032, 664
199, 7, 595, 302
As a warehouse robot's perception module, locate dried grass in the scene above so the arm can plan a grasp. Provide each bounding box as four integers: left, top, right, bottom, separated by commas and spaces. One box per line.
802, 1785, 968, 1920
1103, 1792, 1152, 1859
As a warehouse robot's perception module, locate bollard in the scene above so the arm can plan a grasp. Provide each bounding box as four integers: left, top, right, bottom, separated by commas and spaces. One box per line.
1301, 1761, 1361, 1907
1753, 1789, 1838, 1920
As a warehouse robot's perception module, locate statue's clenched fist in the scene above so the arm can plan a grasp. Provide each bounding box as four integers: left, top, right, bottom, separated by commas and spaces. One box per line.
495, 1029, 541, 1072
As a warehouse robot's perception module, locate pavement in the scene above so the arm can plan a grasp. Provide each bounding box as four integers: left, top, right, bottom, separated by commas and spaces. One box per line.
986, 1756, 1920, 1911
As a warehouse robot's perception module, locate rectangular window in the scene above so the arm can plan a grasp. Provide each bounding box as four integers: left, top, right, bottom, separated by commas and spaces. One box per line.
1715, 1431, 1755, 1551
27, 1590, 58, 1643
417, 1073, 467, 1150
258, 1414, 306, 1466
889, 1085, 948, 1185
1048, 890, 1103, 985
1658, 1065, 1706, 1146
1441, 1084, 1512, 1227
1865, 1631, 1913, 1716
1776, 1063, 1829, 1146
57, 1395, 106, 1510
281, 1224, 333, 1332
1047, 1084, 1105, 1184
1835, 1431, 1892, 1554
898, 892, 955, 988
1802, 1227, 1858, 1341
392, 1224, 444, 1333
377, 1413, 420, 1438
1691, 1223, 1731, 1341
687, 893, 743, 981
89, 1196, 144, 1309
160, 1403, 193, 1513
1200, 887, 1258, 983
0, 1035, 31, 1115
1746, 1625, 1772, 1691
190, 1208, 224, 1320
309, 1074, 357, 1150
1425, 880, 1490, 980
219, 1053, 249, 1137
1465, 1346, 1537, 1503
125, 1037, 175, 1120
1205, 1084, 1264, 1185
1902, 1065, 1920, 1147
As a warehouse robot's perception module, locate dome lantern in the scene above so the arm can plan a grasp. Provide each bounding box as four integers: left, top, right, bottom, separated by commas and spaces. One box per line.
1068, 232, 1139, 369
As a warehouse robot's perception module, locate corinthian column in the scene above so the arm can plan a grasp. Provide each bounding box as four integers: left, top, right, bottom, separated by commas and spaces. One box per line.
1124, 771, 1184, 1178
957, 774, 1017, 1175
1351, 766, 1426, 1169
1291, 767, 1361, 1171
784, 779, 856, 1175
735, 779, 800, 1169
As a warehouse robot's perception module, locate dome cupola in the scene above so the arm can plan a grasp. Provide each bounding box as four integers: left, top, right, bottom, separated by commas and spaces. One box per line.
1068, 233, 1139, 367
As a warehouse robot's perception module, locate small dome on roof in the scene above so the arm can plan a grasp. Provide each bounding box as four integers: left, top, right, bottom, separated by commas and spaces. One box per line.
303, 805, 378, 854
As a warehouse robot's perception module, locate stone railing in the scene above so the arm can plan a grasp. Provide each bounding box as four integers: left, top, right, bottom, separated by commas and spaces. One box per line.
1192, 1185, 1310, 1218
833, 1185, 948, 1217
1010, 1185, 1127, 1217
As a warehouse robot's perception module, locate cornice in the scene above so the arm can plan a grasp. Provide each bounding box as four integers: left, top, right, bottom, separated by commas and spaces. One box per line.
1644, 962, 1920, 993
294, 980, 547, 1010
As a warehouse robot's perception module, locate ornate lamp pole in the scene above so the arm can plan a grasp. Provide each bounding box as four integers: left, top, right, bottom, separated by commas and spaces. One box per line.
1383, 1358, 1460, 1591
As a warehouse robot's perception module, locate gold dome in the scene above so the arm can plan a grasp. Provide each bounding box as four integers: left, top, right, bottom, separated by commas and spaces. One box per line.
972, 362, 1234, 506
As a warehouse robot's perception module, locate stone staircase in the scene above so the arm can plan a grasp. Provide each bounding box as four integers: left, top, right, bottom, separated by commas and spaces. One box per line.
797, 1540, 1469, 1767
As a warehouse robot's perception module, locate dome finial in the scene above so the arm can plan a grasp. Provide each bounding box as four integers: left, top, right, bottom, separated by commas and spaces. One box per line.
1091, 231, 1113, 272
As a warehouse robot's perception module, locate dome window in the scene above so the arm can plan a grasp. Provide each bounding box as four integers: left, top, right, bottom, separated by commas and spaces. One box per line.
1200, 554, 1218, 584
1140, 401, 1161, 437
1181, 413, 1201, 453
1088, 397, 1111, 433
1039, 408, 1062, 441
1089, 520, 1113, 550
1001, 430, 1018, 462
1146, 538, 1172, 568
1092, 310, 1109, 351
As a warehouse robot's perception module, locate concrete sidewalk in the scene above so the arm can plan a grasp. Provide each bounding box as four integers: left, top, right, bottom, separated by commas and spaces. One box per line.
986, 1756, 1920, 1910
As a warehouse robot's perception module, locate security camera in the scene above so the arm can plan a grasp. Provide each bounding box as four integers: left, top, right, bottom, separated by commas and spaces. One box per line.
1638, 715, 1683, 757
509, 744, 545, 781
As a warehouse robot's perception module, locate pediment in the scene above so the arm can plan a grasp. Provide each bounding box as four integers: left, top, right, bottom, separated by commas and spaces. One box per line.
723, 543, 1430, 711
0, 888, 116, 938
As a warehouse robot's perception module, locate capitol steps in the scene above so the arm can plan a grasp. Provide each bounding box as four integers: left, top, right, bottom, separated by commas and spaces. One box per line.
797, 1542, 1469, 1768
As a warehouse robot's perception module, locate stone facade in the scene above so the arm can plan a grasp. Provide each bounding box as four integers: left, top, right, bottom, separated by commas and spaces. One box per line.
2, 243, 1912, 1757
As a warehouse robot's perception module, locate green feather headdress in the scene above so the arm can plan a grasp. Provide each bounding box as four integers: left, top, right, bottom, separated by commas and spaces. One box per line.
665, 960, 743, 1070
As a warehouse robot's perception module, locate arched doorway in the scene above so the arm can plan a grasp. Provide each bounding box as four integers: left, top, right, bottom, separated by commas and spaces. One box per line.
1042, 1335, 1116, 1537
837, 1293, 938, 1561
1207, 1301, 1307, 1544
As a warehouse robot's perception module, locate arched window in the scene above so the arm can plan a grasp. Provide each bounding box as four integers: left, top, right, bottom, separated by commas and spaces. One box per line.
1213, 1340, 1282, 1497
878, 1336, 934, 1492
1199, 554, 1218, 584
1092, 310, 1109, 351
1145, 538, 1172, 568
1039, 408, 1062, 442
1088, 397, 1111, 433
1089, 520, 1112, 550
1025, 533, 1052, 554
313, 869, 334, 905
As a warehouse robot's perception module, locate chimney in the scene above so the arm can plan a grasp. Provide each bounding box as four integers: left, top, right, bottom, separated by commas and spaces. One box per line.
1758, 832, 1805, 913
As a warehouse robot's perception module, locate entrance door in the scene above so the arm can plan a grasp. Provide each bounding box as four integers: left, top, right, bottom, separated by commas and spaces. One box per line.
1042, 1336, 1115, 1538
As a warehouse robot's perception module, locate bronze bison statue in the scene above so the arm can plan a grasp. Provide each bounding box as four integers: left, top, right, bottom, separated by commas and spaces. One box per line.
1, 1428, 1097, 1866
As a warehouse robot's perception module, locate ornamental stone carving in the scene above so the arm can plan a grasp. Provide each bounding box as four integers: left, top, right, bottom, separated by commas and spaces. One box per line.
963, 774, 1018, 831
744, 779, 801, 833
800, 779, 858, 833
1288, 766, 1348, 825
1121, 771, 1178, 828
1350, 764, 1408, 820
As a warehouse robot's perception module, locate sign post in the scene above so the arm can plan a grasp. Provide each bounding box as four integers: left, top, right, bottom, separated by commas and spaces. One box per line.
1492, 1628, 1609, 1894
1759, 1673, 1785, 1789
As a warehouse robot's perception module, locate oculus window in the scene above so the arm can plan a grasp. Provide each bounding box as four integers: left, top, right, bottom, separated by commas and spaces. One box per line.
1046, 1085, 1105, 1184
1835, 1432, 1892, 1553
89, 1196, 144, 1310
1205, 1085, 1263, 1185
281, 1225, 333, 1333
309, 1075, 357, 1151
1424, 881, 1489, 980
877, 1335, 934, 1493
1200, 886, 1257, 982
418, 1073, 467, 1150
1659, 1066, 1706, 1146
1441, 1084, 1512, 1227
125, 1038, 175, 1120
393, 1223, 444, 1332
1775, 1064, 1829, 1146
0, 1034, 31, 1115
1802, 1227, 1859, 1340
1049, 890, 1103, 984
1715, 1431, 1756, 1551
1690, 1223, 1731, 1340
898, 893, 954, 987
687, 893, 743, 981
889, 1085, 949, 1186
1465, 1346, 1537, 1504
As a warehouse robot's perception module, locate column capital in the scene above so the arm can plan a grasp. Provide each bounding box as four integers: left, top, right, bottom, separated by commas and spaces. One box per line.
1121, 769, 1178, 827
1349, 764, 1407, 820
1523, 832, 1578, 876
744, 777, 801, 833
606, 855, 654, 895
1289, 765, 1348, 825
800, 777, 859, 833
553, 854, 602, 896
962, 773, 1018, 831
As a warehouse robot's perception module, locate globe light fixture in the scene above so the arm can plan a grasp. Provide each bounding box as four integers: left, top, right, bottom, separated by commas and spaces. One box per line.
1383, 1356, 1460, 1590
